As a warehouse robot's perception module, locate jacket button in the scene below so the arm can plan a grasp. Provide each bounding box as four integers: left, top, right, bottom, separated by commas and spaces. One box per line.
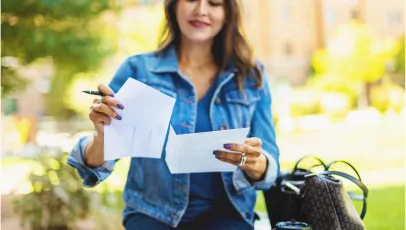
215, 97, 221, 104
220, 124, 228, 130
245, 212, 251, 219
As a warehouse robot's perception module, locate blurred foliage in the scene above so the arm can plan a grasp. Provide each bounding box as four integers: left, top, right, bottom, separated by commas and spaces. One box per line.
370, 80, 405, 113
287, 87, 352, 119
12, 151, 91, 230
2, 0, 120, 118
1, 64, 29, 97
308, 21, 402, 108
390, 35, 405, 87
394, 35, 405, 75
289, 88, 323, 117
64, 4, 164, 116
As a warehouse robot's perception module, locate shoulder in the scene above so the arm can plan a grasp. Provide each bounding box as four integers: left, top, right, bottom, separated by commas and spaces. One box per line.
120, 51, 160, 71
108, 51, 160, 92
120, 47, 175, 73
109, 49, 175, 92
249, 58, 272, 100
240, 58, 269, 89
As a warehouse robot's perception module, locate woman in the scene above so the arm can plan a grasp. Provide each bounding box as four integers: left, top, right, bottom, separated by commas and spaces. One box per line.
67, 0, 280, 229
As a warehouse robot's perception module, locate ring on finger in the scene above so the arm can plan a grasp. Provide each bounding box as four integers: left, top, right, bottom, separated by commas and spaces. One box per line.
238, 153, 246, 166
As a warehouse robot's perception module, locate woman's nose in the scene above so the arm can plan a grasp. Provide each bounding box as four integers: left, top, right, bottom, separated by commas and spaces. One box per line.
195, 0, 208, 16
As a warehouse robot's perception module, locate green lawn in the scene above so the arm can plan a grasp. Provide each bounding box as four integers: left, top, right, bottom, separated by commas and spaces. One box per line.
255, 185, 405, 230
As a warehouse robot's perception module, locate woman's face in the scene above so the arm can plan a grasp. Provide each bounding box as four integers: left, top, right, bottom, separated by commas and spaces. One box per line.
176, 0, 226, 44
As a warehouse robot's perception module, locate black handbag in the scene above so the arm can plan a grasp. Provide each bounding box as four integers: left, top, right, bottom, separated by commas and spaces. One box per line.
264, 156, 368, 230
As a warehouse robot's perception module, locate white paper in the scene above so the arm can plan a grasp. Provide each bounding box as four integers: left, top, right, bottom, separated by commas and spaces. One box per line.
165, 126, 250, 174
104, 78, 176, 160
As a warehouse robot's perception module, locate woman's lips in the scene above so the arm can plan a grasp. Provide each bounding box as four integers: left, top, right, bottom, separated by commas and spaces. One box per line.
188, 20, 210, 29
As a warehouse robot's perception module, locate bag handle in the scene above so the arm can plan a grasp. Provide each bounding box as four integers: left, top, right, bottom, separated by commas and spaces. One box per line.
326, 160, 362, 181
308, 170, 368, 220
293, 155, 327, 172
326, 160, 365, 206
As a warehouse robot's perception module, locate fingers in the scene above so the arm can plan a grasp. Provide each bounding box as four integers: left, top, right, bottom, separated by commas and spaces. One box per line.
91, 102, 122, 121
87, 84, 123, 129
223, 143, 261, 157
214, 151, 255, 165
244, 137, 262, 147
97, 84, 115, 97
215, 138, 263, 170
88, 83, 125, 125
214, 151, 256, 171
89, 110, 112, 125
96, 84, 124, 110
101, 95, 125, 110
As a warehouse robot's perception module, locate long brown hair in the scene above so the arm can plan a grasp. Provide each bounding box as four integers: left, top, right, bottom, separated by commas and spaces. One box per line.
157, 0, 262, 90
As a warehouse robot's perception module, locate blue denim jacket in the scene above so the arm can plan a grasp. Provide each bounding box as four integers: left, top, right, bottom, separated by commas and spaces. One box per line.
67, 45, 280, 227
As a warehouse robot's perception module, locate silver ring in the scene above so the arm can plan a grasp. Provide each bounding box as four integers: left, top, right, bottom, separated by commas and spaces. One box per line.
238, 153, 246, 166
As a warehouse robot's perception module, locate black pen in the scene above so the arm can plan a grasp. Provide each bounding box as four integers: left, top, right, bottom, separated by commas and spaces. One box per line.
82, 90, 104, 96
82, 90, 115, 97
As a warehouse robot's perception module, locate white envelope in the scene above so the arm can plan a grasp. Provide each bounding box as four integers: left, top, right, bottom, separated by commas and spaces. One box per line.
165, 126, 250, 174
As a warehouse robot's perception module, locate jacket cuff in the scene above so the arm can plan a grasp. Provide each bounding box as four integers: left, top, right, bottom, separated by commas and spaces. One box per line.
251, 151, 278, 190
66, 135, 114, 187
232, 149, 278, 193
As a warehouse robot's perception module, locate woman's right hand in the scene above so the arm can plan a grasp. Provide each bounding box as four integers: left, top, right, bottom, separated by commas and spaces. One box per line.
89, 84, 125, 139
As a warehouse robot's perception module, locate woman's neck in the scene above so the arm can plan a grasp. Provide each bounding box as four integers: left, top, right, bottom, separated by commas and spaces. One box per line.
177, 39, 215, 69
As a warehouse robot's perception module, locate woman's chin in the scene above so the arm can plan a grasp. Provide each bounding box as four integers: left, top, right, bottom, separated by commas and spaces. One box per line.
182, 34, 215, 44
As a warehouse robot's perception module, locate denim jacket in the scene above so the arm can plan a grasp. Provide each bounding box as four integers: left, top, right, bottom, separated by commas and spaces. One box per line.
67, 45, 280, 227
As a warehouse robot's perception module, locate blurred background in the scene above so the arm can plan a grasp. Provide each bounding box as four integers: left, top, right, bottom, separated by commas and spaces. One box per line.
1, 0, 404, 229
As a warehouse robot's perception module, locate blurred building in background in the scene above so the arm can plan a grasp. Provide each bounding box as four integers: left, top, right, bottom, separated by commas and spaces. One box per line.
242, 0, 404, 85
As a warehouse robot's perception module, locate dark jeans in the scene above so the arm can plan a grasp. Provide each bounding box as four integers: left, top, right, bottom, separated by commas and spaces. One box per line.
124, 205, 254, 230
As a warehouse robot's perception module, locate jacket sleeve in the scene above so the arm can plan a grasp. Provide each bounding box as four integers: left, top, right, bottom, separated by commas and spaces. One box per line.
233, 61, 280, 193
66, 57, 136, 187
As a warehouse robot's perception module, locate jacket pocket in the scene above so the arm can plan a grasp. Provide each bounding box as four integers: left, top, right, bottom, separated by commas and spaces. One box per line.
223, 89, 260, 128
224, 89, 260, 105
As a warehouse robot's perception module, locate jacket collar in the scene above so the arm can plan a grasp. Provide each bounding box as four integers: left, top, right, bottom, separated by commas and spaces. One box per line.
150, 44, 238, 74
151, 45, 179, 73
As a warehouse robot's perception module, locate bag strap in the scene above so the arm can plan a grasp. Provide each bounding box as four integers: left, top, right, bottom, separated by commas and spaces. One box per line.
310, 170, 368, 220
326, 161, 365, 208
293, 155, 327, 172
326, 160, 362, 181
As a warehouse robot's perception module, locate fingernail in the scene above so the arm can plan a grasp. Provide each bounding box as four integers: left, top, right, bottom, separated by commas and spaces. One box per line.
213, 151, 220, 156
224, 144, 232, 149
110, 94, 115, 97
215, 156, 221, 160
116, 115, 122, 120
118, 104, 125, 110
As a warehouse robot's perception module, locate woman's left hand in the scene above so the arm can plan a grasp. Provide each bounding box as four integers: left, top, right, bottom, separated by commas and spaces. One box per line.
214, 137, 268, 181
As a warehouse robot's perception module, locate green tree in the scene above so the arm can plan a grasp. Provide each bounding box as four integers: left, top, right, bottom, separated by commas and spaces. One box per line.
2, 0, 120, 118
309, 21, 402, 107
392, 35, 405, 87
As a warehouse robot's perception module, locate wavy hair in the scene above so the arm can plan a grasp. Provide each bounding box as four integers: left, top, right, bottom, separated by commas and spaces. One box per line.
157, 0, 262, 90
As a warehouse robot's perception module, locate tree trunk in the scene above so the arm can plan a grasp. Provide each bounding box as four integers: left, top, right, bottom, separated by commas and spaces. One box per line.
365, 81, 372, 106
45, 64, 76, 119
